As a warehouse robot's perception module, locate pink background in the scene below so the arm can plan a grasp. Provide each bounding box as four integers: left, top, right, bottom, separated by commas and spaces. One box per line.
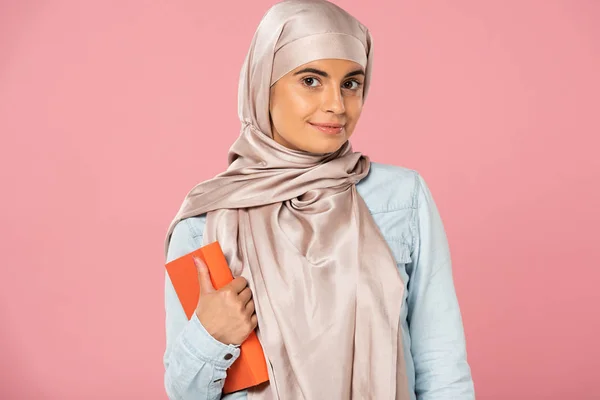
1, 0, 598, 399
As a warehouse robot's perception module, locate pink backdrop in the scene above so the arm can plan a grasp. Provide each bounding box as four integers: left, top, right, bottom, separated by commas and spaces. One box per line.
1, 1, 598, 399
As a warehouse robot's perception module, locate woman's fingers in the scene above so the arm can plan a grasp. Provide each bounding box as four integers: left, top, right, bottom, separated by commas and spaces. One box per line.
227, 276, 249, 294
193, 256, 216, 294
238, 287, 252, 305
245, 298, 255, 315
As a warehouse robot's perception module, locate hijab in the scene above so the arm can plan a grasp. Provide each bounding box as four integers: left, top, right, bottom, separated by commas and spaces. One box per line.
164, 0, 409, 398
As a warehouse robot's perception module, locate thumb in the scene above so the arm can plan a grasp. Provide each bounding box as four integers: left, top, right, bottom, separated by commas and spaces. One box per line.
193, 256, 216, 294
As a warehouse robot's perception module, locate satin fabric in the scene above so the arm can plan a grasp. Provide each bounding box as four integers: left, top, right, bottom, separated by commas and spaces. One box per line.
164, 1, 409, 398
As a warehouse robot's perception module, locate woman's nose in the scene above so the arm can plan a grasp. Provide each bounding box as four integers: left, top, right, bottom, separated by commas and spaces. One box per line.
322, 86, 345, 114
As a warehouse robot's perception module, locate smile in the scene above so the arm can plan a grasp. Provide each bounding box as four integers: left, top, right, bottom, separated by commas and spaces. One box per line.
309, 122, 344, 135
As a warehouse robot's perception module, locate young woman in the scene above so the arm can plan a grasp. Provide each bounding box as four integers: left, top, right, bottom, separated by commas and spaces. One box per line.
163, 0, 475, 399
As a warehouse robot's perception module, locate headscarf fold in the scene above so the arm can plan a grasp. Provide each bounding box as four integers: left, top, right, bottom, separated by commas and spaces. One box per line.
164, 0, 409, 398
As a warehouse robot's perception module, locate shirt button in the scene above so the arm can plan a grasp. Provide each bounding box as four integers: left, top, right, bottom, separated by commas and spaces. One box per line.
224, 353, 233, 360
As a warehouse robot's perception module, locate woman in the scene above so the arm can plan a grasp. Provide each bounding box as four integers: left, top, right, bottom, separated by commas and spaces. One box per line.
163, 0, 475, 399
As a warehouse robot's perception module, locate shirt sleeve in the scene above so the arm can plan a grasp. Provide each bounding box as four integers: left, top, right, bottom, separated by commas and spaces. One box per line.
407, 173, 476, 400
163, 217, 242, 400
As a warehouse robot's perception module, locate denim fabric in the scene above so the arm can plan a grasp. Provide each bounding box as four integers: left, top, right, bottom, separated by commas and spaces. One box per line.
163, 162, 475, 399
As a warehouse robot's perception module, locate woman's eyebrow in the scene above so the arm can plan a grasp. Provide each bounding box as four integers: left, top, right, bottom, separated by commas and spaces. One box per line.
293, 67, 365, 78
344, 69, 365, 78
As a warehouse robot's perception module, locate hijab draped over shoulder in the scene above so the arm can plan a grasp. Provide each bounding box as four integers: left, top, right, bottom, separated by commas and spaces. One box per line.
164, 0, 409, 398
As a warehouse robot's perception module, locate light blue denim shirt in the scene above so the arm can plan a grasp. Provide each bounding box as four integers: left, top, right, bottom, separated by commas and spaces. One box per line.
163, 162, 475, 399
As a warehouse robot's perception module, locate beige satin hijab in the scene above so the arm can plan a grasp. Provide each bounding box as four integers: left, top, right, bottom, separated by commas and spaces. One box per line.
164, 0, 409, 398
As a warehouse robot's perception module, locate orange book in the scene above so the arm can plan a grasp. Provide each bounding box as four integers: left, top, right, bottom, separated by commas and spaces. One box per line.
165, 241, 269, 394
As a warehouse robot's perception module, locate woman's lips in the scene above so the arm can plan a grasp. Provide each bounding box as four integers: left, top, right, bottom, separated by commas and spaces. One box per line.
309, 122, 344, 135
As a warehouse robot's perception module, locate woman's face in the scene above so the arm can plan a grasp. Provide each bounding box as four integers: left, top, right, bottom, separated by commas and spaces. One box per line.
269, 58, 365, 154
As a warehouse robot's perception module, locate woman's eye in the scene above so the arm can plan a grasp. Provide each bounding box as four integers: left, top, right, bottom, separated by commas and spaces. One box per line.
302, 77, 320, 87
343, 80, 362, 90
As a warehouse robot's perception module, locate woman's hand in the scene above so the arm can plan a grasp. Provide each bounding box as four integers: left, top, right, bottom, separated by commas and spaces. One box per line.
193, 256, 258, 346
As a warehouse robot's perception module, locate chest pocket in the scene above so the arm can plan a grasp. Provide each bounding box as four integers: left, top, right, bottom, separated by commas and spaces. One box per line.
371, 207, 414, 267
385, 238, 412, 266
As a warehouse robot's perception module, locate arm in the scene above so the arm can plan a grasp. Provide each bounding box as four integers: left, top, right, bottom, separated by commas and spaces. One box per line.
163, 218, 241, 400
407, 173, 476, 399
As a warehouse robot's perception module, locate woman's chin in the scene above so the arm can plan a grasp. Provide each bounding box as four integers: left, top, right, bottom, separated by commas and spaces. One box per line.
304, 140, 346, 155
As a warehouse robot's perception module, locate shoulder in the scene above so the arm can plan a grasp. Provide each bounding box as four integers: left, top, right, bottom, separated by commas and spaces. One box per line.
357, 161, 423, 213
166, 215, 207, 262
171, 214, 207, 240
